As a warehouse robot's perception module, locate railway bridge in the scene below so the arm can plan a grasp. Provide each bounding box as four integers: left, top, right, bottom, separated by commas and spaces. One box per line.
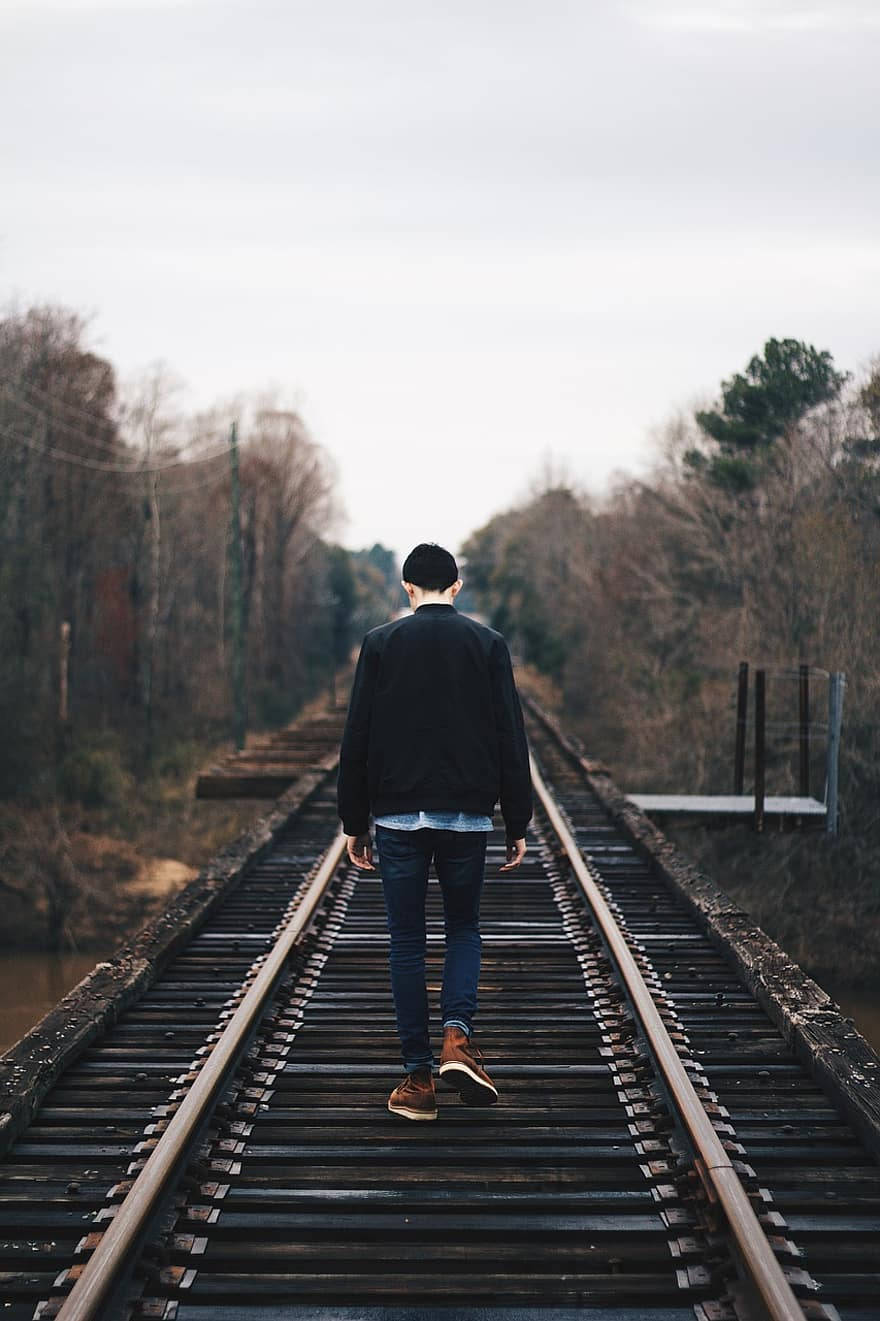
1, 694, 878, 1321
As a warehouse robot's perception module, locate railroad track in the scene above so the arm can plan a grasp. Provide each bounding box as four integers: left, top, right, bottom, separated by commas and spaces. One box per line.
1, 712, 878, 1320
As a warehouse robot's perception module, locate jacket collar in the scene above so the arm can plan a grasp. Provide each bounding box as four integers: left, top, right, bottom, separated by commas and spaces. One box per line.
414, 602, 456, 612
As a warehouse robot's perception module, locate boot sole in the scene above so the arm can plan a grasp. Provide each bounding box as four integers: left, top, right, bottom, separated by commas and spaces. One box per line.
439, 1059, 498, 1105
388, 1100, 438, 1120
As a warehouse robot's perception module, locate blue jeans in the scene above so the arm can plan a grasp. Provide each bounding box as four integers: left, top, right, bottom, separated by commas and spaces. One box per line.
375, 823, 488, 1073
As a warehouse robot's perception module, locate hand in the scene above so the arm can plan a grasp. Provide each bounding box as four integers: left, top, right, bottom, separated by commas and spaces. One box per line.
346, 832, 375, 870
500, 837, 526, 871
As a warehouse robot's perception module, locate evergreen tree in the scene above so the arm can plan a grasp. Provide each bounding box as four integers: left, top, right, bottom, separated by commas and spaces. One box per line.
690, 338, 847, 489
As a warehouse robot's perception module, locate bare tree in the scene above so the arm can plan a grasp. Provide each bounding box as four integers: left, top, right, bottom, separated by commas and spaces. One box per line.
119, 363, 185, 763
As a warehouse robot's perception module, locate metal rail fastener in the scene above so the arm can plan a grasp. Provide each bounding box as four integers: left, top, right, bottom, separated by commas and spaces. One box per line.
530, 752, 806, 1321
54, 827, 348, 1321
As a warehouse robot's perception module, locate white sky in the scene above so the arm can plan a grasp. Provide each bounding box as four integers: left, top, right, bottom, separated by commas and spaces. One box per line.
2, 0, 878, 563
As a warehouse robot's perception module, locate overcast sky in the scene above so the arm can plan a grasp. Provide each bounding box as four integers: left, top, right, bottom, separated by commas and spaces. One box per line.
3, 0, 878, 564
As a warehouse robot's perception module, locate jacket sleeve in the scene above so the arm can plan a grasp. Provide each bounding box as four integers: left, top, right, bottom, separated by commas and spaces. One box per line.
337, 634, 378, 836
490, 636, 533, 840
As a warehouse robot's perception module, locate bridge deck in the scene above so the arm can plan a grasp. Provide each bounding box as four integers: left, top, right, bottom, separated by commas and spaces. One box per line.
0, 704, 877, 1319
629, 792, 827, 820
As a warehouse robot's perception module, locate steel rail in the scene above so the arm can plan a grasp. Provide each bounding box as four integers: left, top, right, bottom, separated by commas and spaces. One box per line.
55, 826, 348, 1321
530, 752, 806, 1321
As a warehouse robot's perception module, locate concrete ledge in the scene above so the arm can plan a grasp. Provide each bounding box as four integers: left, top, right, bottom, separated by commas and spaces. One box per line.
0, 753, 338, 1157
523, 695, 880, 1163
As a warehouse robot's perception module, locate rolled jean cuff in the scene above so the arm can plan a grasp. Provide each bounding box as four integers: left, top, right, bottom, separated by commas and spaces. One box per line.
404, 1052, 434, 1072
442, 1018, 471, 1036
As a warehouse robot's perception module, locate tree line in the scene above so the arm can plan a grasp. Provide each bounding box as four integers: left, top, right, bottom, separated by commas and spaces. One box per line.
0, 303, 398, 801
463, 338, 880, 982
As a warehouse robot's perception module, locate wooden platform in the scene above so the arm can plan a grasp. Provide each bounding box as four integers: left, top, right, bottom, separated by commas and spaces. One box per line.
196, 711, 347, 798
627, 792, 827, 826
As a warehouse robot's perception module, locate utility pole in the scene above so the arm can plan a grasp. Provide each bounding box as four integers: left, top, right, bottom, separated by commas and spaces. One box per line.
228, 421, 246, 750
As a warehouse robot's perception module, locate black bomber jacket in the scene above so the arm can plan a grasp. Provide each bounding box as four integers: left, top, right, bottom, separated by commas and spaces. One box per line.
337, 603, 533, 841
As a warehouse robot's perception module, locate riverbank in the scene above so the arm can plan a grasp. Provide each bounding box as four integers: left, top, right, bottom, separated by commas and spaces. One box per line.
0, 695, 348, 1052
0, 728, 275, 959
671, 822, 880, 989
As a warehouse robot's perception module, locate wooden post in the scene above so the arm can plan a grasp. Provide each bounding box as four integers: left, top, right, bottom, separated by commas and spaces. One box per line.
798, 663, 810, 797
754, 668, 766, 832
734, 661, 749, 794
825, 671, 845, 837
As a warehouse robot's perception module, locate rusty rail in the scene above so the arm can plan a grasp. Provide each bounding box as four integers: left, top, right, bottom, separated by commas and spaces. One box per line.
530, 750, 806, 1321
54, 828, 348, 1321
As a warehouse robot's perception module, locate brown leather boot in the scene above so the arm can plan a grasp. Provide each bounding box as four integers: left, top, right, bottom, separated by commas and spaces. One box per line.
387, 1065, 438, 1120
439, 1026, 498, 1105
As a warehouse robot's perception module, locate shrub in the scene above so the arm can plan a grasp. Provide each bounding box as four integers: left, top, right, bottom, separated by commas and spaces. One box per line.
155, 740, 199, 781
58, 745, 132, 808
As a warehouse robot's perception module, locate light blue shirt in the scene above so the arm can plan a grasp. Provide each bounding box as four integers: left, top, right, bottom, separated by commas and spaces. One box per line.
374, 810, 493, 832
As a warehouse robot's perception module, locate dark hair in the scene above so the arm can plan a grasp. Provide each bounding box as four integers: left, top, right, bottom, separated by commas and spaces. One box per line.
401, 542, 459, 591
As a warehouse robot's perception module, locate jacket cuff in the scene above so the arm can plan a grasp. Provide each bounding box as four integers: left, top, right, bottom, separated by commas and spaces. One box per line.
505, 821, 529, 842
342, 818, 370, 838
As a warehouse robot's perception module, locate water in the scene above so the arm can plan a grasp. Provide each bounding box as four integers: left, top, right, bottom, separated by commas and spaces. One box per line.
824, 984, 880, 1054
0, 951, 105, 1054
